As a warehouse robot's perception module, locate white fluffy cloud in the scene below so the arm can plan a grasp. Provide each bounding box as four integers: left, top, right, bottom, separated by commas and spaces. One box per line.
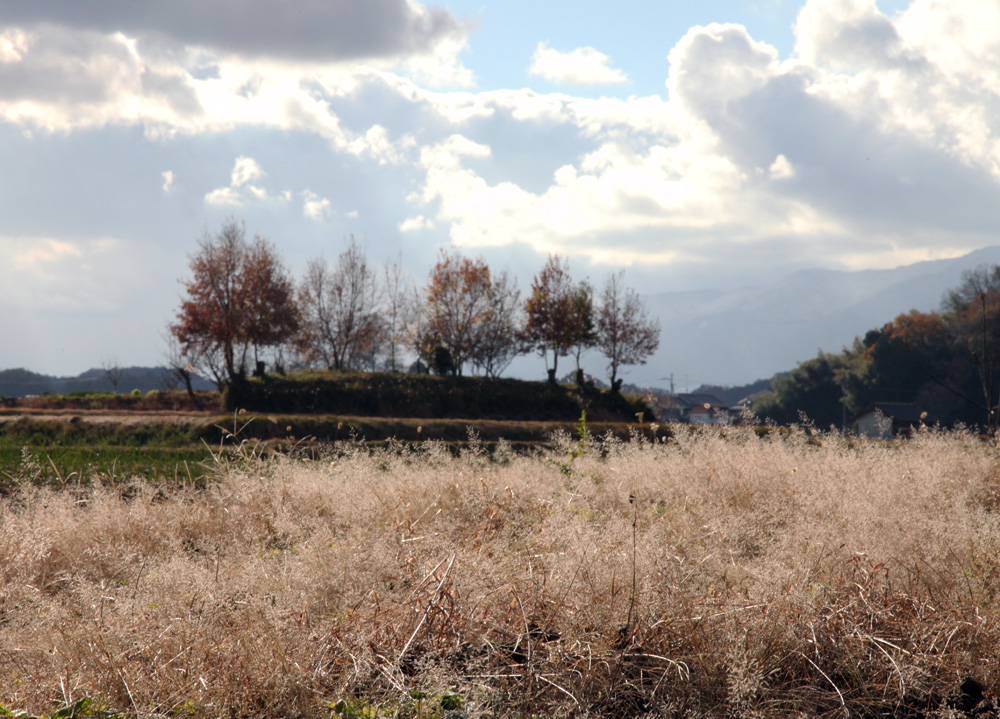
231, 156, 265, 187
205, 156, 293, 206
302, 190, 332, 221
529, 42, 628, 85
400, 0, 1000, 271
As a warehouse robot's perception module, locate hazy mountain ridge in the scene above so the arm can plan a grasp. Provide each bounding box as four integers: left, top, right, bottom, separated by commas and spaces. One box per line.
633, 246, 1000, 389
0, 367, 214, 397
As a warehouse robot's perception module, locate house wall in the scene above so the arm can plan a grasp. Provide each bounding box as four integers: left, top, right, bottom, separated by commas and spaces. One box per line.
689, 407, 729, 425
856, 412, 892, 439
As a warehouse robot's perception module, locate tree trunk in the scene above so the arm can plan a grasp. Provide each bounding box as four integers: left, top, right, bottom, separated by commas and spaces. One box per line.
181, 371, 195, 400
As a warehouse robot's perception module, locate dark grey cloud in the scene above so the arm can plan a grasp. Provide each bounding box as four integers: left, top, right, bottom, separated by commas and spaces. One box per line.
0, 0, 464, 61
670, 25, 1000, 242
715, 73, 1000, 237
0, 26, 202, 114
0, 27, 130, 104
141, 68, 203, 116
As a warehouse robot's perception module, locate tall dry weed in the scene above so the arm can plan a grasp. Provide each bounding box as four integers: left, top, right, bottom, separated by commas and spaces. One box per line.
1, 427, 999, 717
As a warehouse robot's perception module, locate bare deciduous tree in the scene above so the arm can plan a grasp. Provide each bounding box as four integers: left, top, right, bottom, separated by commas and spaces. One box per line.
297, 236, 382, 371
568, 280, 597, 381
471, 269, 524, 379
160, 331, 197, 398
102, 356, 125, 393
382, 254, 416, 372
596, 271, 660, 393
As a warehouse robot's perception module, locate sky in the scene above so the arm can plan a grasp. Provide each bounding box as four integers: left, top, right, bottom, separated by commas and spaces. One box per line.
1, 0, 999, 379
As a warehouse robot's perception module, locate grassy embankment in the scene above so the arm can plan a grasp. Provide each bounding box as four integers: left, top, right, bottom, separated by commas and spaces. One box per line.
2, 425, 1000, 717
0, 372, 651, 483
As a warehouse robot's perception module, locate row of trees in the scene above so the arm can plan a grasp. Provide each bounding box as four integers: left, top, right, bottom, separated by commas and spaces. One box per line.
168, 219, 660, 392
753, 265, 1000, 432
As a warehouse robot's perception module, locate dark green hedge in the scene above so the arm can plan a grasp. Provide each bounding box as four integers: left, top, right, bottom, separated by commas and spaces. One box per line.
224, 371, 648, 422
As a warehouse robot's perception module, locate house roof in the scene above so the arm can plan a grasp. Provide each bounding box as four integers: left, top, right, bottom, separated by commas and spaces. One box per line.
675, 393, 728, 408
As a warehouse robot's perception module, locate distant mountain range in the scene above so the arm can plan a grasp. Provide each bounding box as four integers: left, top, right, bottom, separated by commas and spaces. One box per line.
629, 245, 1000, 389
0, 366, 215, 398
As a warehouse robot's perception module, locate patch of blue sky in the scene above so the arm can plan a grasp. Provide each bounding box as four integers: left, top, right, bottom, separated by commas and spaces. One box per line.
441, 0, 918, 97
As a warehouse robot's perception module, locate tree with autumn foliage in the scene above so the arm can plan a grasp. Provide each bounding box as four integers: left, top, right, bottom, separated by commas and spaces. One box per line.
942, 266, 1000, 431
595, 270, 660, 393
423, 250, 494, 376
524, 255, 581, 384
841, 270, 1000, 432
847, 312, 959, 414
756, 267, 1000, 431
170, 219, 299, 387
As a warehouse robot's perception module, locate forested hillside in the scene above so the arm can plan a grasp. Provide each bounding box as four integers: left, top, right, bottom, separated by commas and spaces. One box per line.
754, 266, 1000, 431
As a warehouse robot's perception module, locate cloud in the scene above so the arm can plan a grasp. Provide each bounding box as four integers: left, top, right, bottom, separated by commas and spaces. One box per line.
347, 124, 416, 164
161, 170, 175, 192
0, 0, 465, 63
12, 238, 82, 268
399, 215, 433, 232
2, 0, 1000, 340
0, 235, 133, 312
396, 2, 1000, 276
231, 156, 265, 187
203, 186, 243, 207
795, 0, 912, 71
529, 42, 628, 85
302, 190, 332, 221
400, 33, 475, 88
0, 25, 204, 129
0, 27, 140, 106
768, 155, 795, 180
897, 0, 1000, 87
667, 23, 779, 123
0, 28, 30, 62
205, 156, 286, 207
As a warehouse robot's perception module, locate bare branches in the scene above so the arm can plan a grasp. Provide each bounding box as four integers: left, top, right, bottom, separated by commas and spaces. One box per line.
596, 271, 660, 393
101, 356, 124, 394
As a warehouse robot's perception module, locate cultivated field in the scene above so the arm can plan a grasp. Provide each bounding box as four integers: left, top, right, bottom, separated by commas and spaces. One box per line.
2, 426, 1000, 717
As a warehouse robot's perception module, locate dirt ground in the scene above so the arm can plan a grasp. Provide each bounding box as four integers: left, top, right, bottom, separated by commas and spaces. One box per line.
0, 407, 222, 425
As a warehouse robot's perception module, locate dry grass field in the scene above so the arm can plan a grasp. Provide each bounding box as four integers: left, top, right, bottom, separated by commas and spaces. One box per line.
3, 425, 1000, 718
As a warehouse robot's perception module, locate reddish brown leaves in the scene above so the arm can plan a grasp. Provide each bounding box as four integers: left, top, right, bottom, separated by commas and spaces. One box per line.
171, 219, 298, 384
